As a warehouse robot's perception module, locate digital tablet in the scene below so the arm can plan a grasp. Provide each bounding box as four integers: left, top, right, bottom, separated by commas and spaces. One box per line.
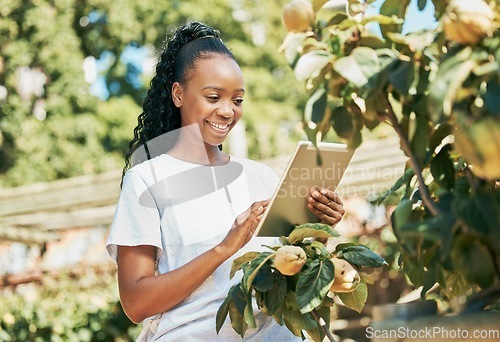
255, 141, 354, 237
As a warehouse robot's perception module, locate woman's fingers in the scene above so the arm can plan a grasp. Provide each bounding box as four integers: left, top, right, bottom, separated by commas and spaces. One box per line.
308, 188, 345, 225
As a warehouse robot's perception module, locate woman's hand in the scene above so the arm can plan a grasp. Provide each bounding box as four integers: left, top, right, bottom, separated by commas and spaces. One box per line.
216, 200, 269, 258
307, 188, 345, 226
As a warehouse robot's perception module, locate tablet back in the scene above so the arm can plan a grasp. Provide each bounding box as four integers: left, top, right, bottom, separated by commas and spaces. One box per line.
255, 141, 354, 237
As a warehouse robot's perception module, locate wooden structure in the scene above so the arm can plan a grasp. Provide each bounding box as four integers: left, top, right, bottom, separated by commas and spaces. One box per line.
0, 137, 407, 244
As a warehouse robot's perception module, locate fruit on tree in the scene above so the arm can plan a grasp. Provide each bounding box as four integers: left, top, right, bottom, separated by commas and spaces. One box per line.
454, 116, 500, 180
274, 245, 307, 276
330, 257, 360, 293
282, 0, 315, 32
442, 0, 495, 45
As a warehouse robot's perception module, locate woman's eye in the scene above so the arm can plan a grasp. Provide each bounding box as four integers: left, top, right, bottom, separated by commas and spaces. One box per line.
207, 95, 219, 102
234, 98, 244, 105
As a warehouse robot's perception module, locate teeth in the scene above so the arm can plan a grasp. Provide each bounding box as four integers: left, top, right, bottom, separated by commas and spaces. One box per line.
207, 121, 230, 129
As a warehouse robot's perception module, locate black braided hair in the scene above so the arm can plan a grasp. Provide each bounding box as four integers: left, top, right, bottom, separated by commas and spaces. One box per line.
121, 21, 236, 184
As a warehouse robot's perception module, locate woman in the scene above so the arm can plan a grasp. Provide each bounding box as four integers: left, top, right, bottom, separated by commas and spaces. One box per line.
107, 21, 345, 341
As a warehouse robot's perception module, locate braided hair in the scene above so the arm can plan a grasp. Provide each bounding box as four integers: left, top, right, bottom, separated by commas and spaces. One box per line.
121, 21, 236, 184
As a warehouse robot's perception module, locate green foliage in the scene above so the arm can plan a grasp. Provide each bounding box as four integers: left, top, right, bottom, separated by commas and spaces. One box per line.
216, 223, 385, 341
280, 0, 500, 303
0, 269, 140, 341
0, 0, 304, 186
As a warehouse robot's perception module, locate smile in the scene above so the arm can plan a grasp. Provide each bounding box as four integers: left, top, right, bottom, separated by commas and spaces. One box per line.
206, 120, 231, 130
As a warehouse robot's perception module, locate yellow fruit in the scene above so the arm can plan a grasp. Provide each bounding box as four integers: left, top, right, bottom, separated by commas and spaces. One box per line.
330, 258, 360, 293
282, 0, 315, 32
274, 245, 307, 276
454, 116, 500, 180
443, 0, 494, 45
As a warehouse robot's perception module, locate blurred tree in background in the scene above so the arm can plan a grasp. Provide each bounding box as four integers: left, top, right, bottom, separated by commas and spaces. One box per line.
0, 0, 304, 187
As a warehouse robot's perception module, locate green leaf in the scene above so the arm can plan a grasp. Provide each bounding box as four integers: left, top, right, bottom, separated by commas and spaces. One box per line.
310, 240, 330, 256
272, 304, 285, 326
440, 269, 469, 298
386, 31, 436, 51
334, 242, 356, 253
288, 223, 340, 244
399, 214, 455, 242
429, 123, 453, 152
430, 144, 454, 190
388, 58, 414, 96
243, 291, 257, 329
296, 258, 335, 313
228, 300, 248, 338
333, 47, 380, 88
379, 0, 410, 39
253, 263, 274, 292
410, 113, 430, 166
216, 287, 233, 334
230, 252, 260, 279
324, 13, 349, 28
242, 252, 275, 292
352, 47, 381, 84
451, 234, 495, 288
281, 32, 307, 68
294, 50, 332, 81
337, 245, 388, 267
483, 79, 500, 115
358, 34, 387, 49
393, 198, 413, 231
305, 325, 324, 342
360, 14, 404, 26
428, 47, 474, 120
283, 308, 317, 332
232, 285, 247, 316
337, 281, 368, 313
372, 168, 414, 206
264, 272, 287, 314
305, 86, 328, 124
313, 0, 329, 12
452, 196, 488, 236
331, 105, 356, 139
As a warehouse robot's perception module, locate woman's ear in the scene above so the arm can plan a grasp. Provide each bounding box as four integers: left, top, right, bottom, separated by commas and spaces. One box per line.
171, 82, 182, 108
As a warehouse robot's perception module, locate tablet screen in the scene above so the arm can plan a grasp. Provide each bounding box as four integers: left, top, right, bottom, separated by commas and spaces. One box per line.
255, 141, 354, 237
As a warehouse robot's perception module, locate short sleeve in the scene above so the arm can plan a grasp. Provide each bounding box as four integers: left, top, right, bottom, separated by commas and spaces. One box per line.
106, 170, 162, 263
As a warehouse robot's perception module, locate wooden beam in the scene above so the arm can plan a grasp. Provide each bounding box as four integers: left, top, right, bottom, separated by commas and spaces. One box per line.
0, 205, 116, 230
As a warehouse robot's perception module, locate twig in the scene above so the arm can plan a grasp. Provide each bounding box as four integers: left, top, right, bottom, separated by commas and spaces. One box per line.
380, 95, 441, 216
311, 308, 337, 342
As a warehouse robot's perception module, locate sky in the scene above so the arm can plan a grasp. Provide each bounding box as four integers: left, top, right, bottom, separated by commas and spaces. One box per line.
90, 0, 438, 99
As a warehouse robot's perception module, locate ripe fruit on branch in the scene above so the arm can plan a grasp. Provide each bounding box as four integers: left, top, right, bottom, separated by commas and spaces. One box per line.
442, 0, 495, 45
274, 245, 307, 276
330, 257, 360, 293
282, 0, 315, 32
454, 116, 500, 181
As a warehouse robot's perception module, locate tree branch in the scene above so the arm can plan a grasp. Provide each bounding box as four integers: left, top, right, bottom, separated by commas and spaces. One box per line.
311, 309, 337, 342
380, 95, 441, 216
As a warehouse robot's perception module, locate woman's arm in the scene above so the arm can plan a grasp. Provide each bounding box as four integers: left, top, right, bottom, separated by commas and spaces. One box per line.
117, 200, 267, 323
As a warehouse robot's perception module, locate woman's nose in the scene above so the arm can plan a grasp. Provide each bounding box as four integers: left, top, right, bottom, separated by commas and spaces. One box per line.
217, 101, 234, 118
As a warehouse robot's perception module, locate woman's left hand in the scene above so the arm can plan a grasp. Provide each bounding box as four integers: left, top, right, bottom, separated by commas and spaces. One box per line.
307, 188, 345, 226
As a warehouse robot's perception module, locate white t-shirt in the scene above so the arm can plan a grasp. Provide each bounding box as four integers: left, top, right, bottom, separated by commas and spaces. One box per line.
106, 154, 300, 341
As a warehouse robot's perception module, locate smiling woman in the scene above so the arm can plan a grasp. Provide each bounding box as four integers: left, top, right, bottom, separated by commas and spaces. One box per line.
106, 21, 346, 341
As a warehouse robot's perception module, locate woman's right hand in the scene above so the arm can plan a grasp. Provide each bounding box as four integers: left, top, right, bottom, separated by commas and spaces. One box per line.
216, 200, 269, 258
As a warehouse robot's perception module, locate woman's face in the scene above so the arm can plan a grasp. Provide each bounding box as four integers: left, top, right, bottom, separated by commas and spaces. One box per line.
171, 54, 245, 147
